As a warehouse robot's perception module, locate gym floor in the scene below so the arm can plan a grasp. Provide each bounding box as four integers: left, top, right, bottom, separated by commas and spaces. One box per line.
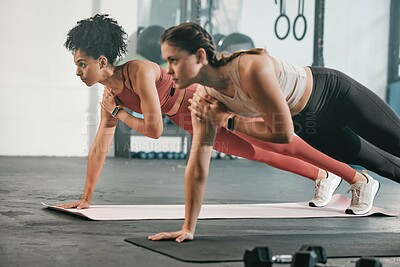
1, 156, 400, 267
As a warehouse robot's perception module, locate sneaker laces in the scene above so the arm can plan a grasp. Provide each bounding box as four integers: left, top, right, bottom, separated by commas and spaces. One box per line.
314, 179, 322, 199
347, 184, 363, 205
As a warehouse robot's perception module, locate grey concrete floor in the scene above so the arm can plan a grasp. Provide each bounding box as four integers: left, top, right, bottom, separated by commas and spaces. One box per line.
1, 156, 400, 267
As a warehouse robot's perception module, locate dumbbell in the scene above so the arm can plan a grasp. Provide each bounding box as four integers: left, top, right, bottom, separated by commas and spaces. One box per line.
164, 152, 174, 159
155, 152, 165, 159
291, 245, 327, 267
244, 245, 327, 267
178, 151, 186, 159
356, 257, 382, 267
291, 251, 382, 267
146, 151, 156, 159
136, 151, 147, 159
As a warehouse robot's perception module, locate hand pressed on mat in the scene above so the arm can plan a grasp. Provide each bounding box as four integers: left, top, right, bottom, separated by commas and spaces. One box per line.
148, 229, 194, 243
57, 199, 89, 210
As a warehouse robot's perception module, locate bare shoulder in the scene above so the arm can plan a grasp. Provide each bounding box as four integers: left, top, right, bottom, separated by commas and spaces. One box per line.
122, 60, 160, 90
238, 53, 275, 79
235, 52, 281, 98
125, 60, 159, 77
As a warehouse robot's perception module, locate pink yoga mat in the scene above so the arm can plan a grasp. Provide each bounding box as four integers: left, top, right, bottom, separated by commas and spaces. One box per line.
42, 194, 398, 221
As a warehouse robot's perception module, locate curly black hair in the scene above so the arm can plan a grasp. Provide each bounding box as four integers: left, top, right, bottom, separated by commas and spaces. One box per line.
64, 14, 127, 65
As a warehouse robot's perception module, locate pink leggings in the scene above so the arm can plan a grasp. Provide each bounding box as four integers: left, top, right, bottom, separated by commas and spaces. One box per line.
169, 88, 356, 183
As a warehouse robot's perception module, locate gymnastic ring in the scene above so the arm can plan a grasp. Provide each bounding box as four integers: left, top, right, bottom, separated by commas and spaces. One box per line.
274, 14, 290, 40
293, 14, 307, 41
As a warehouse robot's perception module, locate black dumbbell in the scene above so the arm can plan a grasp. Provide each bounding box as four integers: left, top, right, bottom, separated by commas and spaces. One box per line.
178, 151, 186, 159
164, 152, 174, 159
291, 250, 319, 267
155, 152, 165, 159
356, 257, 382, 267
244, 245, 327, 267
244, 246, 291, 267
147, 151, 156, 159
298, 245, 327, 264
291, 252, 382, 267
136, 151, 147, 159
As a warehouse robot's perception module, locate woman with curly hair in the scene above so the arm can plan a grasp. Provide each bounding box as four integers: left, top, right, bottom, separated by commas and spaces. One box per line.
59, 15, 370, 219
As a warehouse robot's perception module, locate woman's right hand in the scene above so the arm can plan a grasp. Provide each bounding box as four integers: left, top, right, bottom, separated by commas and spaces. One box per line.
100, 86, 117, 115
56, 199, 90, 210
189, 92, 229, 125
147, 229, 194, 243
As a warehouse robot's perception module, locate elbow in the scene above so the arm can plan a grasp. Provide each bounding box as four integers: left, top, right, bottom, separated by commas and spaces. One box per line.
89, 144, 108, 156
148, 132, 162, 139
192, 169, 208, 183
147, 126, 163, 139
272, 124, 294, 143
273, 133, 293, 144
282, 133, 293, 144
190, 171, 208, 186
186, 165, 208, 184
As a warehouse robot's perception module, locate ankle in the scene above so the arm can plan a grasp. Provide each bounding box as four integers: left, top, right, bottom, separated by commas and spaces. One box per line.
317, 170, 328, 180
350, 172, 368, 185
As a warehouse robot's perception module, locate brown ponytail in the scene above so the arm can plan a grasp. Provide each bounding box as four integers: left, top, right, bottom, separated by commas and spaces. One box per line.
215, 48, 267, 66
161, 22, 266, 67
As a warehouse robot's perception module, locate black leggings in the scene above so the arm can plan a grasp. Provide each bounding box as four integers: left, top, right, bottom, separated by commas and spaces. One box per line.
292, 67, 400, 182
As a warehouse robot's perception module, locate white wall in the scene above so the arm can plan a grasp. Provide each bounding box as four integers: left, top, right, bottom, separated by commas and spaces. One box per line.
0, 0, 138, 156
0, 0, 391, 156
240, 0, 390, 98
324, 0, 389, 97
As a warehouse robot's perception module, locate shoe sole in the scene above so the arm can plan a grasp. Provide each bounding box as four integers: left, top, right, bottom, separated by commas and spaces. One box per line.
309, 177, 342, 207
345, 180, 380, 215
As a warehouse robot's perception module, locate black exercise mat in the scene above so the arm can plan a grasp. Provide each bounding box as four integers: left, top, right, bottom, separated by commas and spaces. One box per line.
125, 233, 400, 263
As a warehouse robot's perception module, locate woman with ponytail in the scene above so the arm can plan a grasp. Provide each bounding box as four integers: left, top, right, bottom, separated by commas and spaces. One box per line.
148, 22, 400, 242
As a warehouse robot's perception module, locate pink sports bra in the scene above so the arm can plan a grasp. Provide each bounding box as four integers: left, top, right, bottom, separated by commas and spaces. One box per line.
115, 62, 179, 114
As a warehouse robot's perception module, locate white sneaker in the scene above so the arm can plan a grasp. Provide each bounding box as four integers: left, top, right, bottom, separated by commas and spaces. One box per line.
345, 173, 380, 215
309, 172, 342, 207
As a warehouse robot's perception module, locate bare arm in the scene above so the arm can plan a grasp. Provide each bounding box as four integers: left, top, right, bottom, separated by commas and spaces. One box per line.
59, 62, 164, 209
57, 108, 117, 209
148, 101, 217, 242
191, 56, 294, 144
238, 55, 294, 143
181, 116, 216, 236
112, 61, 164, 139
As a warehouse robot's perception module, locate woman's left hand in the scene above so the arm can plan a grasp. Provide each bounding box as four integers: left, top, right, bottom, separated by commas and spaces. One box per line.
100, 86, 117, 114
148, 229, 194, 243
189, 92, 228, 125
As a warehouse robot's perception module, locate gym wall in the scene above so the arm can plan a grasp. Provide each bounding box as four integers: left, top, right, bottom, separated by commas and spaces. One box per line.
240, 0, 389, 98
0, 0, 138, 156
0, 0, 391, 156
